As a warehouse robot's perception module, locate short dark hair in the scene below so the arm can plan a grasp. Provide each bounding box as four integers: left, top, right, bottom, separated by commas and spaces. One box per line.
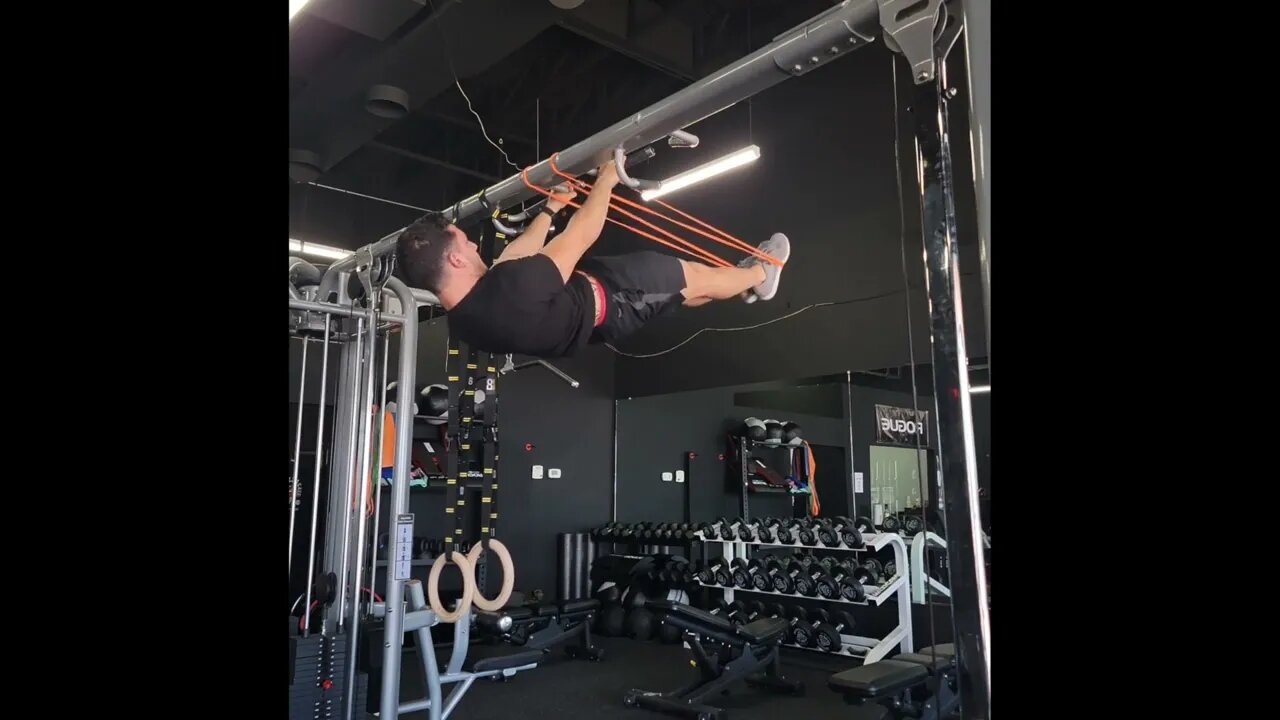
396, 212, 454, 292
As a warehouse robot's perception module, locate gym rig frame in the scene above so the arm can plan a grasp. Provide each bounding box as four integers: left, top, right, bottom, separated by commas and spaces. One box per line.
295, 0, 991, 717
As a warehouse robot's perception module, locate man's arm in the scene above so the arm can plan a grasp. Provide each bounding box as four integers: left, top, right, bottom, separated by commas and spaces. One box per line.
493, 188, 575, 265
541, 162, 619, 283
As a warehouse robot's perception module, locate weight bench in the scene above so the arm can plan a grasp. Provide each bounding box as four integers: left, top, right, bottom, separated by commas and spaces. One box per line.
623, 600, 803, 720
827, 644, 958, 720
496, 598, 604, 661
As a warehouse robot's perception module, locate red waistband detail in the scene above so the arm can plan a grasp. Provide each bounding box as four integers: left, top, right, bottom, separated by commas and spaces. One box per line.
575, 271, 607, 328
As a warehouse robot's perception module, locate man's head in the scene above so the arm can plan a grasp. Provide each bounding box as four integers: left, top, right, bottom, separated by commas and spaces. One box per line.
395, 213, 486, 296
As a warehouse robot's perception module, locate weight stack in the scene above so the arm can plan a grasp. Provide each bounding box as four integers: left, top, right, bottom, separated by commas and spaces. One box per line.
289, 631, 369, 720
556, 532, 596, 600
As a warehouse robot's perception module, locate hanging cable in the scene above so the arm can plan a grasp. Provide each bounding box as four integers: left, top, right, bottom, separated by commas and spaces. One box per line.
892, 53, 940, 671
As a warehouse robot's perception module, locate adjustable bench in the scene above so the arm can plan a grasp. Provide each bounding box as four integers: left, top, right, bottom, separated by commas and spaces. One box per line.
828, 644, 958, 720
484, 598, 604, 661
623, 600, 803, 720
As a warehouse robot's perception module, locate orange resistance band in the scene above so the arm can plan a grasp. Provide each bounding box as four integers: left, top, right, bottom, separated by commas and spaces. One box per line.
804, 440, 821, 516
519, 155, 784, 268
548, 154, 781, 267
521, 167, 730, 267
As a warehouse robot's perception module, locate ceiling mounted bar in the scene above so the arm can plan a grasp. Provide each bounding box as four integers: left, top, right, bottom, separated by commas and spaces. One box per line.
318, 0, 882, 284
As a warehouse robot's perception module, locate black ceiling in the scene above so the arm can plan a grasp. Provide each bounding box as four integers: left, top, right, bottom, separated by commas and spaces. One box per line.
288, 0, 837, 250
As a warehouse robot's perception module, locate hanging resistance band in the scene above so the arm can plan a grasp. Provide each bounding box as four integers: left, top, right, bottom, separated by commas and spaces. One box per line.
518, 153, 785, 269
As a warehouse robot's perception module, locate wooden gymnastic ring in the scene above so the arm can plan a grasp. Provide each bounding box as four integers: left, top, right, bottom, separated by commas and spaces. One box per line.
427, 551, 476, 623
466, 539, 515, 612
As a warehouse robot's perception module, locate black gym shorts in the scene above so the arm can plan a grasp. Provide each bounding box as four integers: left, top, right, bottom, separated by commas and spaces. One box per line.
577, 251, 687, 343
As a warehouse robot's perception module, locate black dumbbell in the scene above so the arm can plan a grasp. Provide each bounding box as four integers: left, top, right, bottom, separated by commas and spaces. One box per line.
730, 558, 753, 589
695, 558, 731, 586
748, 558, 773, 591
796, 517, 815, 529
615, 523, 638, 540
733, 517, 758, 542
670, 523, 698, 541
740, 600, 766, 624
714, 517, 738, 542
790, 559, 815, 596
853, 517, 876, 535
903, 515, 925, 535
774, 519, 797, 545
696, 556, 727, 584
797, 522, 820, 546
817, 517, 865, 549
718, 600, 747, 627
883, 560, 897, 578
767, 558, 793, 593
784, 605, 809, 644
695, 522, 719, 541
821, 558, 867, 602
814, 610, 856, 652
880, 514, 902, 533
666, 558, 690, 584
792, 607, 831, 647
803, 558, 838, 599
751, 519, 776, 543
862, 558, 885, 585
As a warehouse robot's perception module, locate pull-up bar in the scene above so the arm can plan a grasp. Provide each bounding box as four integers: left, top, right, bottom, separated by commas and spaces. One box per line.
319, 0, 884, 284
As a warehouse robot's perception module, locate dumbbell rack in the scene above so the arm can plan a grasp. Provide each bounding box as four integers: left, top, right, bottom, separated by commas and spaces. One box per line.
695, 530, 911, 664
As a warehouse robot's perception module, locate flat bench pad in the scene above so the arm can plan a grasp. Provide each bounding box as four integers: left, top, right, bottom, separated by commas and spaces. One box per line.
464, 648, 543, 673
829, 659, 928, 698
894, 652, 953, 673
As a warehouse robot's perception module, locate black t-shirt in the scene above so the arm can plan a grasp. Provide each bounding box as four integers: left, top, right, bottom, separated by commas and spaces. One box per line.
446, 254, 595, 357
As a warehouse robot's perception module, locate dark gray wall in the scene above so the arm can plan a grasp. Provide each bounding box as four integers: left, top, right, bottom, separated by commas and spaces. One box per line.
608, 45, 984, 398
615, 381, 853, 526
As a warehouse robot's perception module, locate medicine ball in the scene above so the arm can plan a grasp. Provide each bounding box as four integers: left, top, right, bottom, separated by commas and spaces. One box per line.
598, 604, 626, 637
420, 384, 449, 424
783, 422, 803, 446
744, 417, 767, 441
626, 607, 656, 641
763, 419, 784, 444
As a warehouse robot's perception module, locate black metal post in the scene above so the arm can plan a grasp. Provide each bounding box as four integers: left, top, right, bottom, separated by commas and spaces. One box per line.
909, 62, 991, 718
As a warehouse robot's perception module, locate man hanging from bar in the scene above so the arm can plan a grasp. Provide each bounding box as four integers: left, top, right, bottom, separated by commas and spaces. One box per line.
395, 160, 790, 358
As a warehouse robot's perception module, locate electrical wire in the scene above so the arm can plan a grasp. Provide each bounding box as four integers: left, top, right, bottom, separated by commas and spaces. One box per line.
425, 0, 521, 174
606, 289, 907, 358
455, 78, 520, 173
306, 182, 430, 212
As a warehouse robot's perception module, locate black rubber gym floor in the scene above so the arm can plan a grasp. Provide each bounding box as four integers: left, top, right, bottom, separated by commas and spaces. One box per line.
393, 636, 887, 719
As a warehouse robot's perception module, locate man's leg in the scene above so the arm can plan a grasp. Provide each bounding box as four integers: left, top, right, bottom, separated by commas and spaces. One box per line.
680, 233, 791, 305
679, 262, 766, 306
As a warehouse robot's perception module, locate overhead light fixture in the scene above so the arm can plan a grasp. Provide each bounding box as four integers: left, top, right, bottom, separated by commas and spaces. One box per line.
640, 145, 761, 201
290, 238, 352, 261
290, 0, 314, 21
969, 385, 990, 394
